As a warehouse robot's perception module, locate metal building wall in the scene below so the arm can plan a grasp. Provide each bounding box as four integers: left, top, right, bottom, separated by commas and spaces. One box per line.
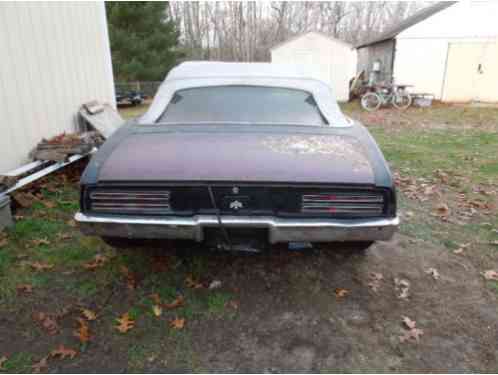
0, 2, 115, 173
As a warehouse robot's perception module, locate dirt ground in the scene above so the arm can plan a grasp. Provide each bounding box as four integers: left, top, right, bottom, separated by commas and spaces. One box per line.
0, 102, 497, 373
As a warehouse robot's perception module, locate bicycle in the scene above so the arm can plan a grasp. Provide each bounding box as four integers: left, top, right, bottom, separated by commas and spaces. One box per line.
360, 84, 412, 111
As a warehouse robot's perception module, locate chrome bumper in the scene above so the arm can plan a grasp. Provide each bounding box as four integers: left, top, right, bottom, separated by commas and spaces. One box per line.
75, 212, 399, 244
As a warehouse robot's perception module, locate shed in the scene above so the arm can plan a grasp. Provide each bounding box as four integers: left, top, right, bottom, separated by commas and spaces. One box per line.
356, 1, 498, 102
271, 32, 357, 102
0, 2, 115, 174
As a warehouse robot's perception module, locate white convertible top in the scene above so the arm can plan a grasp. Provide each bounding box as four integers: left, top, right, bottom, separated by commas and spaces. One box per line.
139, 61, 350, 127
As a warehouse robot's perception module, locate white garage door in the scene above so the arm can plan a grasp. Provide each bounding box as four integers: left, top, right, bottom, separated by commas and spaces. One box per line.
443, 42, 498, 102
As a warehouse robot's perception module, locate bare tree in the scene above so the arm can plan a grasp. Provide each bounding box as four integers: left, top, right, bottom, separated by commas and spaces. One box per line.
169, 2, 429, 62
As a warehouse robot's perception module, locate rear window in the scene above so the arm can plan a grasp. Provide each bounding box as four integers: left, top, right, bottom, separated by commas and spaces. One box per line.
156, 86, 327, 125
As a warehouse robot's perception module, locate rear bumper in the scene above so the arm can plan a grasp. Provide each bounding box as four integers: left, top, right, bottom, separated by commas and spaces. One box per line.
75, 212, 399, 244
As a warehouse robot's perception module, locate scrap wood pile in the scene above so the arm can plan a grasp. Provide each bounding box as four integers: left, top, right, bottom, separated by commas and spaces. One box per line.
29, 131, 104, 162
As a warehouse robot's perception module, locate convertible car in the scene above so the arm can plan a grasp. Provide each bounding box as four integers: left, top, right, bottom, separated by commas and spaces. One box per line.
75, 62, 398, 251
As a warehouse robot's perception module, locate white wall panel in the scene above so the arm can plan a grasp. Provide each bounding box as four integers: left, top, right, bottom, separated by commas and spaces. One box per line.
0, 2, 115, 173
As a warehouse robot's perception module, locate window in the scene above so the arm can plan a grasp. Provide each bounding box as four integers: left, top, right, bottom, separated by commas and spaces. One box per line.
157, 86, 327, 125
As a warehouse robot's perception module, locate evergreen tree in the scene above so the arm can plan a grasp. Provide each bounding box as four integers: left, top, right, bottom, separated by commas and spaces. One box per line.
106, 2, 180, 81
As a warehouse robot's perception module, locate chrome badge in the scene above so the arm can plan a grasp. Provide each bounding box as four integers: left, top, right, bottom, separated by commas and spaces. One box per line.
232, 186, 239, 194
229, 200, 243, 210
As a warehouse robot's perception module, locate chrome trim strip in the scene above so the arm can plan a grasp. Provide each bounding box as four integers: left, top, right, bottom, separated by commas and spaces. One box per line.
75, 212, 399, 243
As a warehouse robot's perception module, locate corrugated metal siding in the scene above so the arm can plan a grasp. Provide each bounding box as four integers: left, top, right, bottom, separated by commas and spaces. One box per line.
0, 2, 115, 174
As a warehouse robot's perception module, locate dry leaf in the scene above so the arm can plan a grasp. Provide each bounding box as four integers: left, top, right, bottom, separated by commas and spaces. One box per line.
482, 270, 498, 281
367, 272, 383, 292
31, 238, 50, 246
81, 308, 97, 321
453, 243, 470, 254
400, 327, 424, 343
163, 295, 185, 309
335, 288, 349, 298
42, 200, 56, 209
74, 318, 90, 343
0, 237, 8, 248
83, 254, 108, 270
394, 278, 410, 299
152, 305, 163, 317
116, 313, 135, 333
29, 261, 54, 271
150, 293, 161, 305
67, 219, 76, 227
0, 356, 7, 370
425, 268, 440, 280
120, 266, 137, 290
170, 317, 185, 330
185, 275, 203, 289
227, 300, 240, 310
432, 203, 449, 218
32, 312, 58, 335
402, 316, 417, 330
56, 233, 72, 241
209, 280, 222, 290
50, 345, 77, 360
400, 316, 424, 343
17, 284, 33, 293
32, 356, 49, 373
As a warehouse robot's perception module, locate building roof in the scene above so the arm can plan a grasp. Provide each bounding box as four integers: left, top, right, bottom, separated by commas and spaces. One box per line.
270, 31, 353, 51
356, 1, 457, 49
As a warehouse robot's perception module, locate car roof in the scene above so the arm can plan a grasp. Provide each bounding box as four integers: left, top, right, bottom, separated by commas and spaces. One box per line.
166, 61, 320, 82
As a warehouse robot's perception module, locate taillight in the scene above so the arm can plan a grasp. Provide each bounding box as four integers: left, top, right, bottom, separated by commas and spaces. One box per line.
89, 189, 171, 214
301, 192, 384, 216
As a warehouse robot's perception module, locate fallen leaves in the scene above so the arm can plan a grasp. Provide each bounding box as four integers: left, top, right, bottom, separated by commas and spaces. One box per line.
16, 283, 33, 293
30, 238, 51, 246
83, 254, 108, 270
31, 356, 49, 373
120, 266, 137, 290
368, 272, 383, 292
169, 317, 185, 330
49, 345, 77, 360
32, 312, 58, 335
28, 261, 54, 271
432, 202, 450, 220
399, 316, 424, 343
453, 242, 470, 254
74, 318, 91, 344
115, 313, 135, 333
163, 295, 185, 310
482, 270, 498, 281
152, 305, 163, 317
185, 275, 203, 289
335, 288, 349, 298
208, 280, 222, 290
81, 308, 97, 321
0, 356, 7, 370
425, 268, 440, 280
0, 233, 8, 248
394, 278, 410, 300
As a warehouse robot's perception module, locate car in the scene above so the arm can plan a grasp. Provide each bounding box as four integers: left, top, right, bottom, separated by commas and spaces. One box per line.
116, 90, 144, 107
75, 61, 398, 252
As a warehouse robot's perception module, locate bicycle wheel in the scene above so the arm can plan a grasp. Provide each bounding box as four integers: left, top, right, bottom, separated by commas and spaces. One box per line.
392, 92, 412, 110
361, 92, 381, 111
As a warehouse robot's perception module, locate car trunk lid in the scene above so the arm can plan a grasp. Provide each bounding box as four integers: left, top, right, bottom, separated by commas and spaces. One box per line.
97, 131, 375, 185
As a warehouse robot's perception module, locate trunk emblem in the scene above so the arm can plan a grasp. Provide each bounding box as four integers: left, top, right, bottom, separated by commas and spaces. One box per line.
229, 200, 243, 210
232, 186, 239, 194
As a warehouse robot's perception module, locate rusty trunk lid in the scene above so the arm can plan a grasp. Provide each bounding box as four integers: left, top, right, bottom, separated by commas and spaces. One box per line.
97, 129, 375, 184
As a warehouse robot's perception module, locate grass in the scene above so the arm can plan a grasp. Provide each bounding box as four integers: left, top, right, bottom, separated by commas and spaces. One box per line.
0, 102, 497, 371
